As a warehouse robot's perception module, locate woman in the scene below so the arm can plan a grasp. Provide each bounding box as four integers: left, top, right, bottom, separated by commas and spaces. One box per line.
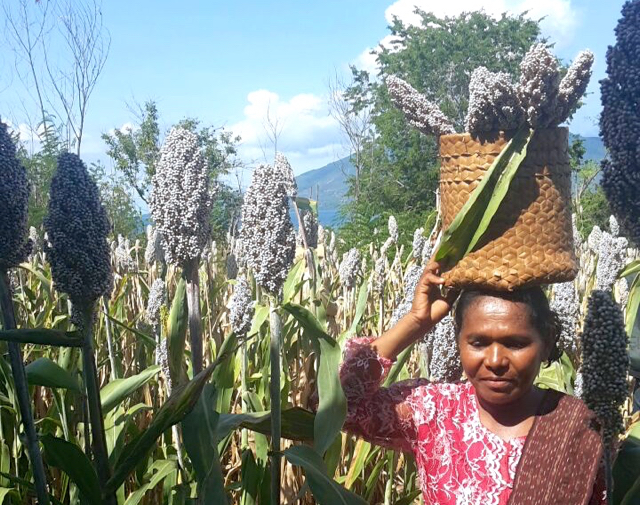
340, 263, 605, 504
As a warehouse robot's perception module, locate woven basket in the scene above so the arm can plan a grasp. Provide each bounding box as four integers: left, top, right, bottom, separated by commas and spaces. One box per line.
439, 127, 578, 291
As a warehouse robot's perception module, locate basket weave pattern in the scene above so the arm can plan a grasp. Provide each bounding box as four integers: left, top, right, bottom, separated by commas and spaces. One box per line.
439, 127, 577, 290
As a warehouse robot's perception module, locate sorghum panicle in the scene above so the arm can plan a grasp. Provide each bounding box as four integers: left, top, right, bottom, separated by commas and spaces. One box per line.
426, 315, 463, 383
465, 67, 524, 133
554, 50, 594, 123
517, 44, 561, 128
595, 224, 628, 290
149, 127, 212, 266
146, 278, 166, 327
386, 75, 456, 136
44, 152, 113, 307
229, 275, 254, 337
0, 121, 32, 269
226, 253, 239, 280
600, 0, 640, 244
298, 209, 319, 248
115, 235, 136, 271
338, 248, 361, 289
580, 289, 629, 442
412, 227, 425, 260
145, 225, 165, 267
388, 215, 398, 244
274, 152, 297, 198
550, 281, 580, 360
240, 163, 295, 295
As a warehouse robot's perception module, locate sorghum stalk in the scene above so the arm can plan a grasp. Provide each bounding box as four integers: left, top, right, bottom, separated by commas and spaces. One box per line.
269, 300, 283, 505
384, 451, 394, 505
228, 274, 254, 449
292, 199, 317, 296
0, 120, 49, 504
240, 341, 249, 449
184, 259, 203, 375
78, 306, 113, 502
102, 297, 118, 380
0, 272, 50, 505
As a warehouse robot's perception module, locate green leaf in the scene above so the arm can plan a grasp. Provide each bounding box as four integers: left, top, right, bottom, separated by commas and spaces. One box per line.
239, 450, 261, 505
215, 407, 315, 441
283, 259, 307, 304
283, 303, 335, 346
18, 263, 52, 297
393, 490, 422, 505
123, 460, 176, 505
284, 445, 367, 505
535, 353, 575, 394
295, 197, 317, 214
248, 304, 269, 337
283, 303, 346, 455
435, 127, 533, 269
103, 314, 156, 347
167, 277, 188, 385
0, 488, 18, 504
625, 273, 640, 337
345, 439, 371, 489
100, 365, 160, 414
345, 279, 369, 341
25, 357, 80, 392
613, 428, 640, 505
41, 435, 102, 505
620, 260, 640, 279
182, 384, 228, 505
384, 344, 413, 387
106, 350, 229, 495
0, 329, 82, 347
211, 334, 238, 414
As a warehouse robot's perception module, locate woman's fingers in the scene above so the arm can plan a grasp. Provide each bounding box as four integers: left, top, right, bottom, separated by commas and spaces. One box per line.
424, 272, 445, 286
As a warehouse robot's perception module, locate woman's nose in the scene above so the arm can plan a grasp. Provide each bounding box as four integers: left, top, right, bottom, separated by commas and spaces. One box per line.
485, 345, 508, 371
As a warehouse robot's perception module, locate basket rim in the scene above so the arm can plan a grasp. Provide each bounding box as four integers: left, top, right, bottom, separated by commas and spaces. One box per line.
438, 126, 569, 143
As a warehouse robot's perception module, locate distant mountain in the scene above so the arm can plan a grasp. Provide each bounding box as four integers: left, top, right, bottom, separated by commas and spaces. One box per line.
295, 156, 355, 210
296, 136, 606, 222
570, 134, 606, 163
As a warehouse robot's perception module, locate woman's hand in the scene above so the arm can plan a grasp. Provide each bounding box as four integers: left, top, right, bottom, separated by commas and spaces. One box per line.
408, 261, 457, 331
371, 261, 458, 361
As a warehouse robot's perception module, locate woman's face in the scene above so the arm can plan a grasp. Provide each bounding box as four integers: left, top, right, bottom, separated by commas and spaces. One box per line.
457, 296, 550, 406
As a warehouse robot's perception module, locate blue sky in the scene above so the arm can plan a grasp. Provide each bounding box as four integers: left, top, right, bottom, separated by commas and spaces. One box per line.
0, 0, 628, 189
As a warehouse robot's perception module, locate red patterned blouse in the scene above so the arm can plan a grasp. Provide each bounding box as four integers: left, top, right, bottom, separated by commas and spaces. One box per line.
339, 336, 606, 505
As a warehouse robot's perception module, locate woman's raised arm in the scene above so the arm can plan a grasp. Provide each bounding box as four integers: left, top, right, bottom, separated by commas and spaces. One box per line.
372, 262, 455, 360
338, 262, 456, 451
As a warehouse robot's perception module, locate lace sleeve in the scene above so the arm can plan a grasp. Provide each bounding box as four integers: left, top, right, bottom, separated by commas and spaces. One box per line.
339, 337, 430, 452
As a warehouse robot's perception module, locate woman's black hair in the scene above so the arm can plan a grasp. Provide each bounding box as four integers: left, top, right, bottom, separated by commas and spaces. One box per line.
453, 286, 562, 363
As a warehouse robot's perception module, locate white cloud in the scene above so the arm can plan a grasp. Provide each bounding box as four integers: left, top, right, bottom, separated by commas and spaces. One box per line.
359, 0, 579, 71
356, 34, 403, 75
229, 89, 346, 186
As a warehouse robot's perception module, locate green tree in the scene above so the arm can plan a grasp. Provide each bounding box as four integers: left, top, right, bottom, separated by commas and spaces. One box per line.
89, 162, 143, 239
339, 11, 541, 251
102, 101, 160, 204
570, 138, 610, 239
14, 116, 64, 229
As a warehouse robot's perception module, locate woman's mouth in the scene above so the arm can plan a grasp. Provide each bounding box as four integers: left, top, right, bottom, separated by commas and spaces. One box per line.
481, 377, 514, 390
